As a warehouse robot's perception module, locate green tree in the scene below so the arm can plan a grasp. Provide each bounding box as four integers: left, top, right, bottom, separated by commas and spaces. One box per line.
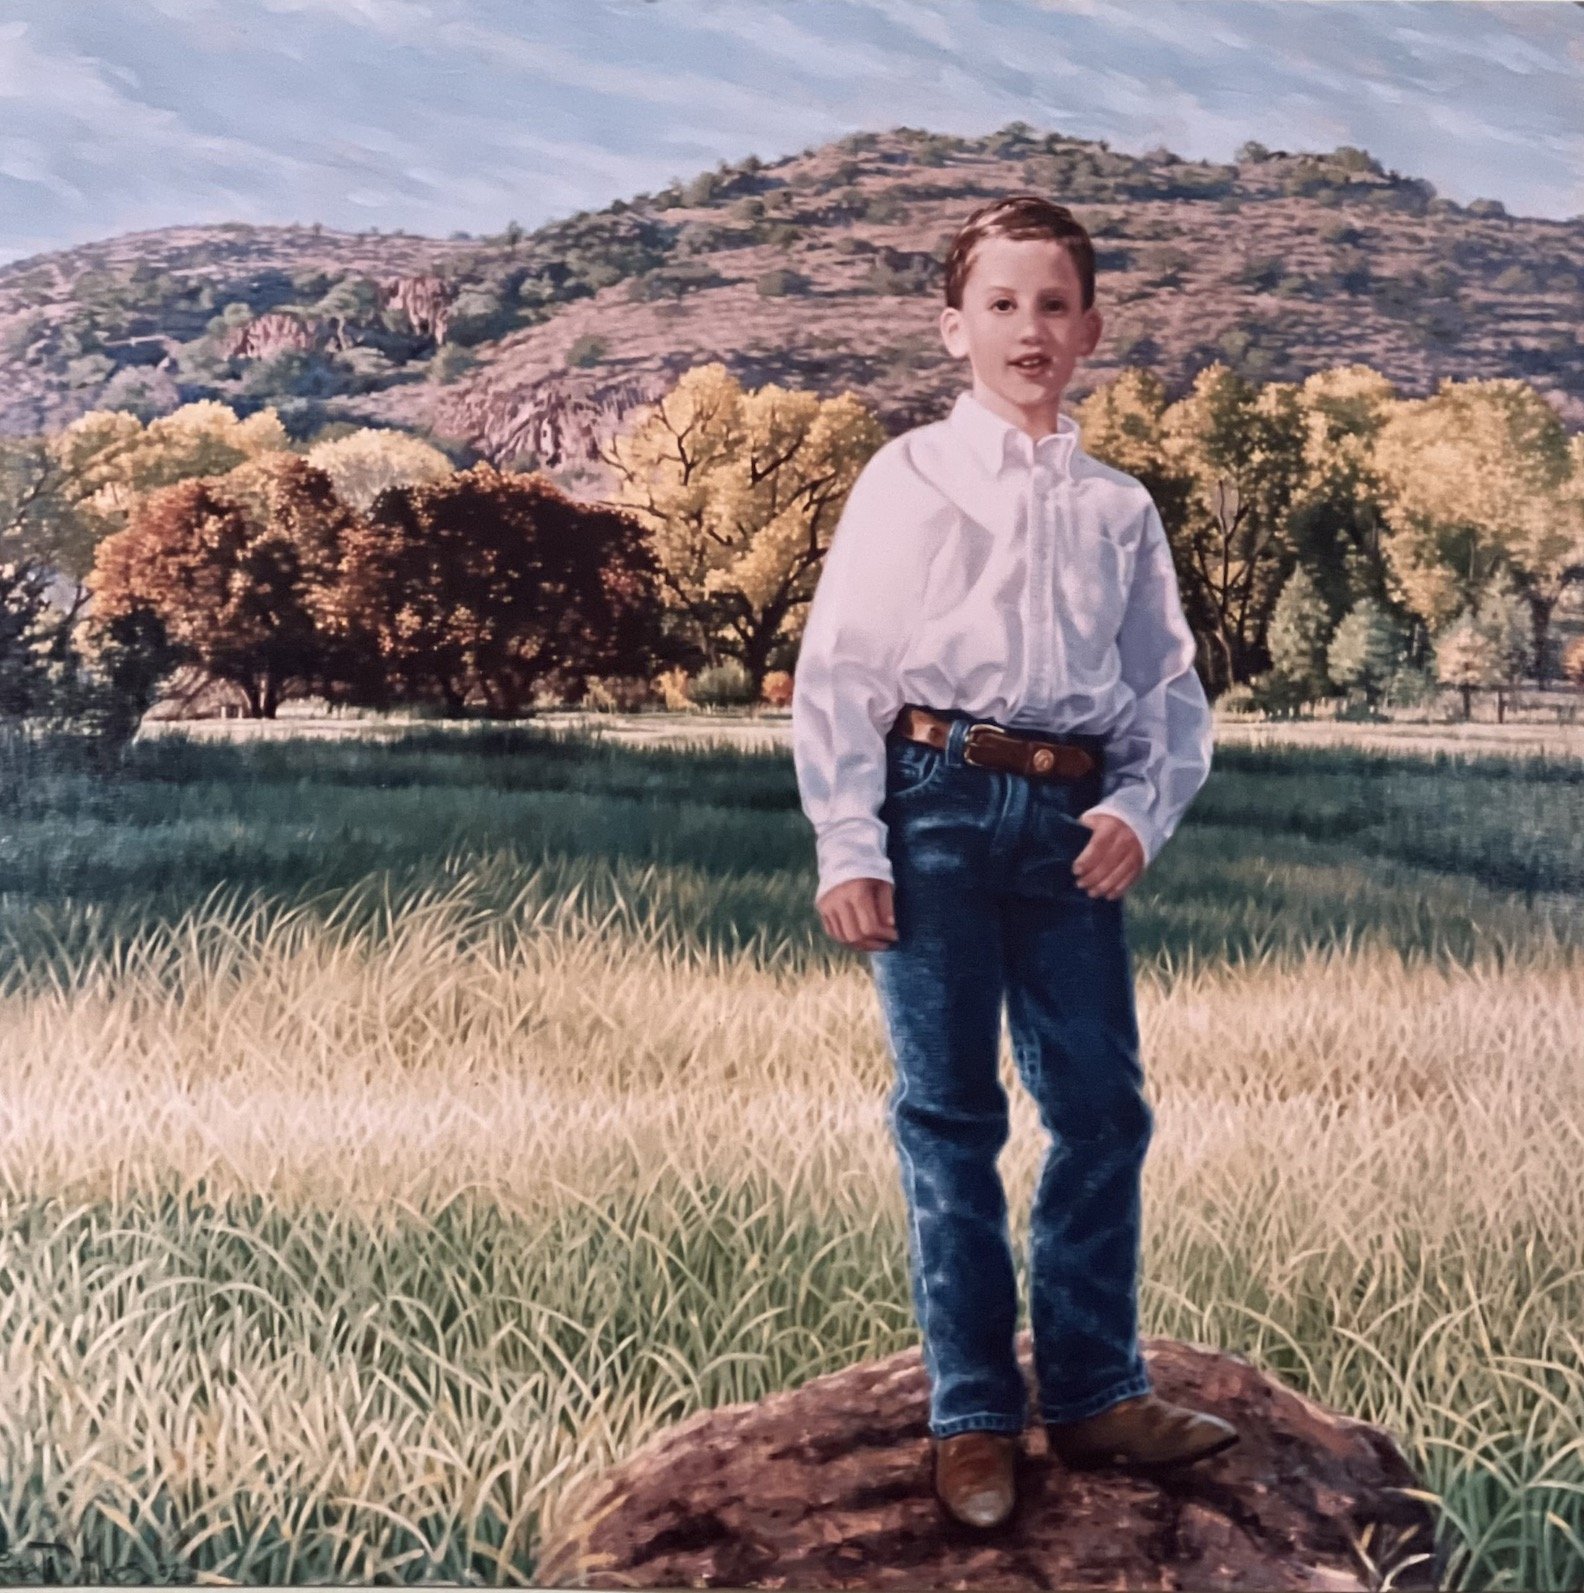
1327, 596, 1406, 709
1266, 565, 1335, 702
1474, 568, 1534, 723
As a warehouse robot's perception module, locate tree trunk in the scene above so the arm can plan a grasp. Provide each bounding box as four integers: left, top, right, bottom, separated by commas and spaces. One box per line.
742, 625, 778, 700
440, 676, 468, 718
1530, 594, 1554, 688
1208, 624, 1236, 697
1496, 686, 1505, 725
1461, 684, 1472, 720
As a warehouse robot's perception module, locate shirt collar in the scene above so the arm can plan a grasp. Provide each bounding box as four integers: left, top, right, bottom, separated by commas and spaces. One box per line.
949, 388, 1082, 479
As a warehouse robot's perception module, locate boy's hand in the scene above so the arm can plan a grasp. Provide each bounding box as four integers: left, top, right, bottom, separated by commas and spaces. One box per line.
1072, 813, 1146, 899
816, 877, 899, 951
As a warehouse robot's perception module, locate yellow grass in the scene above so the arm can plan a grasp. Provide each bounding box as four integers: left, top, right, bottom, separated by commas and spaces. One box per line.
0, 860, 1581, 1583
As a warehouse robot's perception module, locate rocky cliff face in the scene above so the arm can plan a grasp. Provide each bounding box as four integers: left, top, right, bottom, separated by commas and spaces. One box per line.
535, 1332, 1441, 1591
224, 311, 325, 361
436, 368, 676, 471
380, 273, 453, 343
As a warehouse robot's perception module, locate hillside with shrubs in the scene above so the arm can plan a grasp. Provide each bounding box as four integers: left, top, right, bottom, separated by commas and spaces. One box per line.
1, 123, 1580, 483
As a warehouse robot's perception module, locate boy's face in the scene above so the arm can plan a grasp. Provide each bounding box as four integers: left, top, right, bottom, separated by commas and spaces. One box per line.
938, 234, 1102, 435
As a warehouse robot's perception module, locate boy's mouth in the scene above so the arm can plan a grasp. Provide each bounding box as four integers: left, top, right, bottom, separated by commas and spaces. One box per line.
1009, 354, 1052, 372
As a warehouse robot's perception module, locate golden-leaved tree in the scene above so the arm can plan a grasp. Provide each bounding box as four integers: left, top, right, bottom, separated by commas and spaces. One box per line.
52, 400, 290, 562
1372, 377, 1584, 681
600, 362, 887, 692
1162, 367, 1313, 695
305, 427, 455, 512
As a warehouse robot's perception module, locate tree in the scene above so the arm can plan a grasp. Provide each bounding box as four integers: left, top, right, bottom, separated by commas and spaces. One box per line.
48, 400, 290, 571
1474, 568, 1534, 724
1434, 609, 1495, 720
339, 465, 665, 718
87, 454, 353, 718
0, 557, 54, 717
1327, 596, 1406, 709
1266, 565, 1335, 703
602, 362, 888, 693
312, 275, 383, 350
1372, 377, 1584, 682
305, 428, 454, 512
1288, 364, 1403, 626
1154, 365, 1310, 694
1073, 368, 1220, 679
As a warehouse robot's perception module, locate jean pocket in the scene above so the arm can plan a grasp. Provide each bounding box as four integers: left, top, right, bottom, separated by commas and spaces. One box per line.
887, 739, 949, 799
1034, 792, 1097, 851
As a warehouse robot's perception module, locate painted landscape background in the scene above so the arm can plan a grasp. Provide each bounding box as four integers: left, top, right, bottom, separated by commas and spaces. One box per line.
2, 2, 1583, 1587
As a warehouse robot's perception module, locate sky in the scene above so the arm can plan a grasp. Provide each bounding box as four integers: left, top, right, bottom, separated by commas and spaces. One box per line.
0, 0, 1579, 267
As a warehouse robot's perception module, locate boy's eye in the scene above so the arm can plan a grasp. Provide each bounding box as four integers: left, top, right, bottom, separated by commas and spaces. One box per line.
991, 299, 1064, 311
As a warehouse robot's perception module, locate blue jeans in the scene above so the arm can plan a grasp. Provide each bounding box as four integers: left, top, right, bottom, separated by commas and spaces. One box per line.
867, 707, 1155, 1438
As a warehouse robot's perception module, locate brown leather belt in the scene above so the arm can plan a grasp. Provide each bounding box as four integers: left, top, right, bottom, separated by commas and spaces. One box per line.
891, 705, 1099, 782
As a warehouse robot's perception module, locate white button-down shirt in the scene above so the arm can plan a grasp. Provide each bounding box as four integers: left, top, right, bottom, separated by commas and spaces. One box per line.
791, 387, 1213, 907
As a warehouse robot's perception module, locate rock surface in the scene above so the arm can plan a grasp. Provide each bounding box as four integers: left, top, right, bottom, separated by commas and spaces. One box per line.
437, 368, 675, 473
534, 1333, 1440, 1591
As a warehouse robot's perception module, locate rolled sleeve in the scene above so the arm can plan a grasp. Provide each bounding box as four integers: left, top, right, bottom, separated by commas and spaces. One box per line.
791, 447, 919, 908
1081, 498, 1213, 866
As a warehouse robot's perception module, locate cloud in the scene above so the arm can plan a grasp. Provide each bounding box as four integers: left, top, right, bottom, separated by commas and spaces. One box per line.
0, 0, 1577, 268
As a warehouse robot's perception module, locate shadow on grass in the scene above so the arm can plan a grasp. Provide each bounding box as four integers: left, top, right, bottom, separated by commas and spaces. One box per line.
3, 722, 1580, 988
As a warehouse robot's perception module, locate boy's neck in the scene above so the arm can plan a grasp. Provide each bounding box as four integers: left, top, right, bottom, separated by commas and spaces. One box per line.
968, 377, 1065, 442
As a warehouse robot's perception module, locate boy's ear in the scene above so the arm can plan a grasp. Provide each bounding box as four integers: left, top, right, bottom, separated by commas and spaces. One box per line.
939, 306, 966, 357
1082, 306, 1104, 356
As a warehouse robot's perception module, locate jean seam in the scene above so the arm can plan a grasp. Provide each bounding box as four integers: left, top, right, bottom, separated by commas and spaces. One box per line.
890, 1069, 934, 1390
931, 1410, 1027, 1438
1039, 1368, 1153, 1426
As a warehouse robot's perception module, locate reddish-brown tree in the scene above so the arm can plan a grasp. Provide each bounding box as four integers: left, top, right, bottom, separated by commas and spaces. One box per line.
88, 454, 355, 718
339, 465, 665, 717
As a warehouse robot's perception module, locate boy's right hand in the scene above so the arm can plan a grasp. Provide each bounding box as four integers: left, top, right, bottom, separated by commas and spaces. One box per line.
816, 877, 899, 951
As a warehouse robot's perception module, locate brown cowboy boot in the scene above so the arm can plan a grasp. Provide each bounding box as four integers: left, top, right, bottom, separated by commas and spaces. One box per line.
932, 1431, 1020, 1528
1046, 1393, 1238, 1470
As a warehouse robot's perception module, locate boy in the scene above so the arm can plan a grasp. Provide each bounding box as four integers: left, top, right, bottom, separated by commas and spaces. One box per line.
790, 194, 1237, 1530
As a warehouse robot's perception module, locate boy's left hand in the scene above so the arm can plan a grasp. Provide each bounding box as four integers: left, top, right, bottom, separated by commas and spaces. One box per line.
1071, 812, 1145, 899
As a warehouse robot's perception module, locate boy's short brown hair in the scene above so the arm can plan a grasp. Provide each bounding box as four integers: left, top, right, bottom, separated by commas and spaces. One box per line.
943, 193, 1096, 313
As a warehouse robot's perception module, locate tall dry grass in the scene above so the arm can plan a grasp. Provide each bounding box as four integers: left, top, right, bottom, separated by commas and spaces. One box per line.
0, 857, 1579, 1586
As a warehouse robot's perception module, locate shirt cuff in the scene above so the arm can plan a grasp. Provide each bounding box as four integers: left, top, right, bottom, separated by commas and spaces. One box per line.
1078, 792, 1159, 868
813, 815, 894, 908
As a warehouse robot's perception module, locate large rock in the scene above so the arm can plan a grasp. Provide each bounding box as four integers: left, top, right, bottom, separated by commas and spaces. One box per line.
535, 1333, 1440, 1591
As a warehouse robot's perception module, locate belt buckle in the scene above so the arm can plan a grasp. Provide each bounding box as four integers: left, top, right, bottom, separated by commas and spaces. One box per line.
962, 721, 1004, 770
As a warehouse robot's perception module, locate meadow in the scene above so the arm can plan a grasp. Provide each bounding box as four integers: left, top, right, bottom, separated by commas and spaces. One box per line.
0, 716, 1580, 1588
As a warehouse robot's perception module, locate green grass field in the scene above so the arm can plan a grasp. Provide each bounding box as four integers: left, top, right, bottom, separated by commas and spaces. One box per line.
0, 720, 1580, 1587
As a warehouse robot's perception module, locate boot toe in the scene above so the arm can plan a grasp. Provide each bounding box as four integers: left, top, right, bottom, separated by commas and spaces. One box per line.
933, 1433, 1019, 1528
954, 1486, 1012, 1528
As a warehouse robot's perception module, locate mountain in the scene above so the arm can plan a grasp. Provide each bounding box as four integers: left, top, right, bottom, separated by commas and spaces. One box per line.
2, 123, 1579, 501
